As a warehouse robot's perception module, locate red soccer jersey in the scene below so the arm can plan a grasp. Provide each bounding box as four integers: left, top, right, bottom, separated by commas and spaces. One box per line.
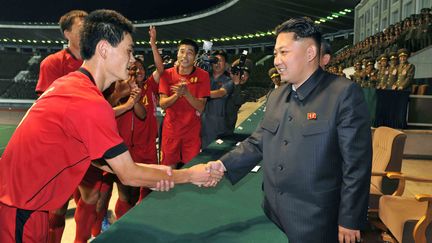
159, 67, 210, 137
0, 70, 124, 211
116, 75, 158, 149
36, 48, 83, 94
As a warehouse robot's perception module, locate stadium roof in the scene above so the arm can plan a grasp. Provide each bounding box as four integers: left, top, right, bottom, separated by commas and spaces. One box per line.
0, 0, 358, 47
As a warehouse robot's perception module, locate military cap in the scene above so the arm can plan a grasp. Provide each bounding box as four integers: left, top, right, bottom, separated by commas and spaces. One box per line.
378, 54, 388, 61
389, 52, 398, 59
397, 48, 409, 57
367, 60, 375, 66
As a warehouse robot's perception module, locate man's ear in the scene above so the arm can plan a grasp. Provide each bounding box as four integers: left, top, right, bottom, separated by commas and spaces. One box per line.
63, 30, 71, 42
306, 44, 318, 62
96, 40, 109, 59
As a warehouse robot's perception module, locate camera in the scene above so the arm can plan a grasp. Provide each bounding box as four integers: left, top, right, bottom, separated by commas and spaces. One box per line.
195, 40, 219, 72
230, 50, 249, 77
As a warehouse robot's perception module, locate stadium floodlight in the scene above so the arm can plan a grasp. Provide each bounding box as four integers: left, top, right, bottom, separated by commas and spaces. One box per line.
344, 9, 351, 13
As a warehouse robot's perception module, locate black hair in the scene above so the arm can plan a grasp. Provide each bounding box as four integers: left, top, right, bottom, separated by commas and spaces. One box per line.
178, 39, 199, 55
211, 50, 228, 61
80, 9, 135, 60
321, 39, 332, 56
59, 10, 88, 37
275, 17, 322, 56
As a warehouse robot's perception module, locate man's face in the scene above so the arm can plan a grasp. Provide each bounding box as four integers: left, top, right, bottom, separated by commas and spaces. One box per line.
399, 55, 407, 64
212, 55, 226, 74
105, 33, 135, 90
65, 17, 84, 49
273, 32, 312, 85
177, 44, 196, 69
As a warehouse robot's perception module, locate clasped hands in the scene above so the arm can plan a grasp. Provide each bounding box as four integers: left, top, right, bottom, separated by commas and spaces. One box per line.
171, 81, 189, 97
150, 161, 226, 191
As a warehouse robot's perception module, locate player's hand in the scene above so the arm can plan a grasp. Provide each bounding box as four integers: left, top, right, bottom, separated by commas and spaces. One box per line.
149, 26, 157, 45
171, 82, 187, 97
145, 164, 174, 192
130, 87, 142, 104
338, 225, 361, 243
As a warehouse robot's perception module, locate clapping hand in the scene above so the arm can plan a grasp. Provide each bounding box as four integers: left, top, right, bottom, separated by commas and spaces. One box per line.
171, 82, 187, 97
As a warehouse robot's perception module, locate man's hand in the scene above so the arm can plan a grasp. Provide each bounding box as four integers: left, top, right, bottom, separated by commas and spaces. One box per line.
141, 164, 175, 192
201, 161, 225, 187
338, 225, 361, 243
188, 164, 223, 187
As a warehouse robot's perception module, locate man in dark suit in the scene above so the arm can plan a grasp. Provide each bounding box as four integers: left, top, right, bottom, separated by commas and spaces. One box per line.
207, 17, 372, 243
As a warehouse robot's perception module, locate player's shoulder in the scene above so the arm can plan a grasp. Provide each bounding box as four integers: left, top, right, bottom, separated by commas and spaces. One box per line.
41, 49, 66, 66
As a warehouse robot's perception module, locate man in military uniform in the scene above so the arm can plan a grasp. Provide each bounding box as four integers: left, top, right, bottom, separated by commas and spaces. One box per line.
350, 61, 364, 86
364, 60, 378, 88
393, 48, 415, 91
376, 54, 389, 89
387, 52, 399, 89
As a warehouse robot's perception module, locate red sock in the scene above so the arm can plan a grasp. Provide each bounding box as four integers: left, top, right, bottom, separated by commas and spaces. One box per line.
74, 200, 96, 243
138, 187, 151, 203
115, 199, 133, 219
91, 206, 107, 237
48, 213, 65, 243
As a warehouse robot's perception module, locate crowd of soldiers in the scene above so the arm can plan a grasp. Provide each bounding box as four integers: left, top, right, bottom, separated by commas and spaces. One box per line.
332, 7, 431, 68
349, 48, 424, 94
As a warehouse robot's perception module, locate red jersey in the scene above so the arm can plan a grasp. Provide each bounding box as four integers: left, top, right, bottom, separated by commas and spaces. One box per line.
36, 48, 83, 94
116, 75, 158, 148
159, 67, 210, 137
0, 69, 124, 211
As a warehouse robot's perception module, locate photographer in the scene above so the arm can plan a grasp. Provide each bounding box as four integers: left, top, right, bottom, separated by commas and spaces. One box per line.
224, 57, 253, 136
201, 50, 234, 148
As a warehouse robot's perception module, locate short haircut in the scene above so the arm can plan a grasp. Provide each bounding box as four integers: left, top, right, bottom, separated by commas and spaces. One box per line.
321, 39, 332, 56
211, 50, 228, 61
80, 9, 135, 60
59, 10, 88, 36
178, 39, 199, 55
275, 17, 322, 55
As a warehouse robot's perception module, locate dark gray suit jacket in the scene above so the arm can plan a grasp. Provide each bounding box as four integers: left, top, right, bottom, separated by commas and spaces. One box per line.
220, 68, 372, 243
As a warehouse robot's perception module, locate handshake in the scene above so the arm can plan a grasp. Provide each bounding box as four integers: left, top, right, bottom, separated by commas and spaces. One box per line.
150, 161, 226, 191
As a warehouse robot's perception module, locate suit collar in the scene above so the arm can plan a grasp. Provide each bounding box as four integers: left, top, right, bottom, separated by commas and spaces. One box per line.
295, 67, 324, 101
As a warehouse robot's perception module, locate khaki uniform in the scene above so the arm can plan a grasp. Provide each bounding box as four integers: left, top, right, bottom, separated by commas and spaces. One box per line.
395, 63, 415, 90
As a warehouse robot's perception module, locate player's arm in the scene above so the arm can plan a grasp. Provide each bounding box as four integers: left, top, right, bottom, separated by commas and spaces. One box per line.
149, 26, 164, 76
159, 93, 179, 109
183, 92, 207, 113
104, 150, 222, 188
133, 97, 147, 120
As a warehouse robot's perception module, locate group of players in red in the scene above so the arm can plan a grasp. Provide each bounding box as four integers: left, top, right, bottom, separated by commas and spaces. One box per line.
0, 9, 222, 243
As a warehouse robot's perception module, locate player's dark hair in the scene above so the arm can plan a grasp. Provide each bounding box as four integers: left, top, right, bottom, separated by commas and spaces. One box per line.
178, 39, 199, 55
80, 9, 134, 60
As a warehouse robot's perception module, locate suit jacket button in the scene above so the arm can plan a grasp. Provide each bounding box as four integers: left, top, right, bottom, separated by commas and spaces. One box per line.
283, 140, 289, 145
278, 165, 283, 171
279, 191, 284, 195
